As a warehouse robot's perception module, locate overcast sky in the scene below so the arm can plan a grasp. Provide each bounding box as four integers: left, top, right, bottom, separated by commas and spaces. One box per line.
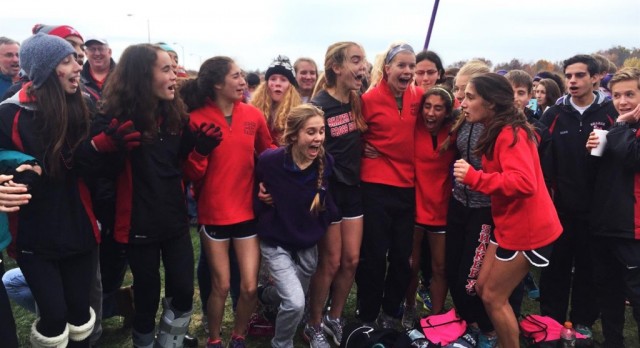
2, 0, 639, 71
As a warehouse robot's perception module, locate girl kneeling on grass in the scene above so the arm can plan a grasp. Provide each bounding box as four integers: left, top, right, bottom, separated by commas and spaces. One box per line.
255, 104, 337, 348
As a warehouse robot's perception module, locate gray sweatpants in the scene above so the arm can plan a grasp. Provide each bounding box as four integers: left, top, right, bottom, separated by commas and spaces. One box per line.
259, 242, 317, 348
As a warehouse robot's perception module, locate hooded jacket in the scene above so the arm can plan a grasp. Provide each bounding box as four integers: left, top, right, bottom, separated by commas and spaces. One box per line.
0, 84, 100, 259
540, 92, 617, 218
590, 122, 640, 239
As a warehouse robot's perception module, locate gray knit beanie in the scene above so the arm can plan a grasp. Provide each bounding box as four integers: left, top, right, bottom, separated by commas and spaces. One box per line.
20, 33, 76, 89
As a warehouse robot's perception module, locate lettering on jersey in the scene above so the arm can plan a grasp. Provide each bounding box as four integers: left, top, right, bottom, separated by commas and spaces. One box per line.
559, 131, 568, 135
465, 223, 492, 296
327, 111, 357, 137
590, 121, 606, 130
244, 121, 256, 136
410, 102, 420, 116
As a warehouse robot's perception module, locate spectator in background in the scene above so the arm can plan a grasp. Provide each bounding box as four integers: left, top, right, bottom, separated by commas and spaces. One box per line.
0, 37, 20, 97
535, 78, 562, 113
294, 57, 318, 103
539, 54, 618, 341
251, 55, 302, 145
81, 36, 115, 102
32, 24, 85, 65
245, 72, 261, 102
586, 67, 640, 348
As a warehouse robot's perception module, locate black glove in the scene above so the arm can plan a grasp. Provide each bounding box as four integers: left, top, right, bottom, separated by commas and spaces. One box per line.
194, 123, 223, 156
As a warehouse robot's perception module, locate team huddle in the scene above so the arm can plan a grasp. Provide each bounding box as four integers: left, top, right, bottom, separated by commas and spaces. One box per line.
0, 22, 639, 348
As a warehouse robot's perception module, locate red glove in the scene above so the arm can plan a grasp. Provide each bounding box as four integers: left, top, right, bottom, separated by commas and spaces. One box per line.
92, 119, 141, 153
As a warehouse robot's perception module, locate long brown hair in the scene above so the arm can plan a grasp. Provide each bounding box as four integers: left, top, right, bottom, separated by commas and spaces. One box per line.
101, 44, 187, 143
180, 56, 234, 112
282, 104, 327, 215
30, 74, 90, 178
470, 73, 537, 160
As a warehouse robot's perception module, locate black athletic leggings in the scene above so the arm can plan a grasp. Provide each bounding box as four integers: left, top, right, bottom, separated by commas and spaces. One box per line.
18, 249, 94, 338
128, 232, 194, 334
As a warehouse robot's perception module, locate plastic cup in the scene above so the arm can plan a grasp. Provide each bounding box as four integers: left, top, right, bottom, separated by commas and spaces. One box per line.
591, 129, 609, 157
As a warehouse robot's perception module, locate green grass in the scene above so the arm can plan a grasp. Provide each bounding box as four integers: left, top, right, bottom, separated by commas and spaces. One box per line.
6, 230, 640, 347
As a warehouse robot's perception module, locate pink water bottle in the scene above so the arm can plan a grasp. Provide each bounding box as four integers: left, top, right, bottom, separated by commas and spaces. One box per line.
560, 321, 576, 347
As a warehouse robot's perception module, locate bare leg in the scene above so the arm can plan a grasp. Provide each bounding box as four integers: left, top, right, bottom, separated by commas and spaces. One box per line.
231, 236, 259, 336
201, 232, 230, 341
308, 223, 341, 325
328, 217, 363, 319
427, 232, 447, 314
476, 243, 530, 348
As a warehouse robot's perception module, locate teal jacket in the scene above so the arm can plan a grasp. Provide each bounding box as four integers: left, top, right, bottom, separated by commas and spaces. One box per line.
0, 149, 37, 251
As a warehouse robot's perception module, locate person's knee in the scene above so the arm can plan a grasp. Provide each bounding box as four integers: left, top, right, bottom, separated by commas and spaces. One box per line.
432, 261, 446, 279
240, 282, 257, 299
282, 291, 305, 313
211, 281, 230, 298
341, 253, 360, 274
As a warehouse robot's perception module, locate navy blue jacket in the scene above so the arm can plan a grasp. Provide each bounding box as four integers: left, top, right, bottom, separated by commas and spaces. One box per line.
541, 92, 617, 218
255, 147, 336, 251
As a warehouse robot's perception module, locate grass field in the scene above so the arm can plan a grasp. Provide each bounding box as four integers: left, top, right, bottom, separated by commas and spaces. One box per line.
7, 229, 640, 347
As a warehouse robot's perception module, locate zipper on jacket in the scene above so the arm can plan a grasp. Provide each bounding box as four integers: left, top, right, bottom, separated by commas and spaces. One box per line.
463, 123, 473, 206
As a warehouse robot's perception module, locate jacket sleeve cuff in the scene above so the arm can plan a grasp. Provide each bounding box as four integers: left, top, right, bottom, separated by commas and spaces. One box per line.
462, 166, 480, 188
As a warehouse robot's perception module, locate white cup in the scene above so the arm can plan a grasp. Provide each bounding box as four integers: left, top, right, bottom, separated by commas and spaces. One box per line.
591, 129, 609, 157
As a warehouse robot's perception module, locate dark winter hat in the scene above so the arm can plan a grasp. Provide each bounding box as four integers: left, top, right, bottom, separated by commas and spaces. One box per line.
265, 55, 297, 87
20, 33, 76, 89
246, 72, 260, 88
32, 23, 84, 42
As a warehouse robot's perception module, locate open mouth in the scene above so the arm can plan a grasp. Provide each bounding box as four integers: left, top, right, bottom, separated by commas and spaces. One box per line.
168, 84, 176, 92
398, 77, 412, 88
424, 118, 438, 128
308, 144, 320, 157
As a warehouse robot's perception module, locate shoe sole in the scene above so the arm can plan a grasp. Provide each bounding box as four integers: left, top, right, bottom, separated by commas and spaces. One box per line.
322, 325, 340, 346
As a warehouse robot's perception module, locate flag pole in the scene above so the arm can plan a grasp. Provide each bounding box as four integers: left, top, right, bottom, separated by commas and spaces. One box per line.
423, 0, 440, 50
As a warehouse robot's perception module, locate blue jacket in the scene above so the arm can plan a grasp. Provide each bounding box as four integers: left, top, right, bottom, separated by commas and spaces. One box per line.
255, 147, 337, 251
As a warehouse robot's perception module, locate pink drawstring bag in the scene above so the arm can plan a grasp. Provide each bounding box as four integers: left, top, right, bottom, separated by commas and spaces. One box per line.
519, 314, 588, 343
419, 309, 467, 346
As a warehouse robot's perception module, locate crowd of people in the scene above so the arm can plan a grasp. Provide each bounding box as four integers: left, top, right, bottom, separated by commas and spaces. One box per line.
0, 22, 638, 348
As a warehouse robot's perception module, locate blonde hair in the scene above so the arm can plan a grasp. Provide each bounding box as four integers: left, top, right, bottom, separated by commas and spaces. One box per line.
283, 104, 327, 215
251, 81, 302, 144
609, 67, 640, 91
441, 60, 490, 150
313, 41, 367, 132
367, 41, 409, 92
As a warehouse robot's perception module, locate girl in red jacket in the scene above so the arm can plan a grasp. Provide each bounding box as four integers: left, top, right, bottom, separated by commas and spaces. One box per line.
181, 56, 273, 348
453, 73, 562, 347
356, 42, 422, 328
402, 86, 456, 328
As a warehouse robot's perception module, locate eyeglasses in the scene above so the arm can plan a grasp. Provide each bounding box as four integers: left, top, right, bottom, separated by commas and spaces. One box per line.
86, 46, 107, 53
565, 72, 588, 80
415, 69, 438, 76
